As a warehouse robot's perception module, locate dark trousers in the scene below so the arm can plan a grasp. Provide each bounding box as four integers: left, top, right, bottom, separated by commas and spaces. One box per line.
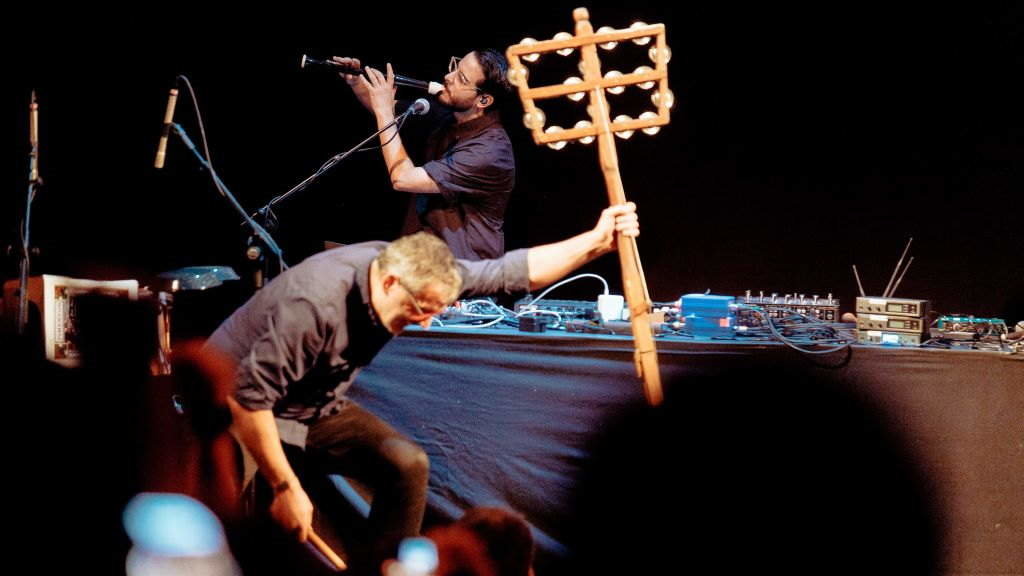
305, 401, 429, 570
244, 401, 428, 575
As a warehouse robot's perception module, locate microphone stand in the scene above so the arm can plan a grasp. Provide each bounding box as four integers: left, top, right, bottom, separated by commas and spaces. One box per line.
16, 173, 41, 336
16, 93, 42, 335
247, 108, 419, 231
170, 123, 287, 283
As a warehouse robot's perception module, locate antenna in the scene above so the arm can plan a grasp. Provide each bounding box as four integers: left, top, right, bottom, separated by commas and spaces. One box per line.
888, 256, 914, 298
851, 265, 866, 297
882, 237, 913, 298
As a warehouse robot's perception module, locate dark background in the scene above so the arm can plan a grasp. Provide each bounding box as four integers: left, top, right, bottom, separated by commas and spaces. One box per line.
5, 3, 1022, 325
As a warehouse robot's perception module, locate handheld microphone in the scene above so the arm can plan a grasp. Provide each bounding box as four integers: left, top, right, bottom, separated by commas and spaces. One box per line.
154, 87, 179, 169
300, 54, 443, 95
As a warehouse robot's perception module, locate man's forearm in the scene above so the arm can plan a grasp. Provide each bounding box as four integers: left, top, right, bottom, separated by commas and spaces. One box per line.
373, 108, 437, 193
526, 229, 609, 291
228, 396, 315, 540
374, 109, 409, 174
228, 397, 298, 489
524, 203, 638, 291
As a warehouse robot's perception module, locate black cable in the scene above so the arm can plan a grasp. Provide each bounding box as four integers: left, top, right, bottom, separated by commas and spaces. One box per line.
355, 114, 408, 152
178, 76, 218, 184
761, 309, 855, 356
173, 76, 289, 270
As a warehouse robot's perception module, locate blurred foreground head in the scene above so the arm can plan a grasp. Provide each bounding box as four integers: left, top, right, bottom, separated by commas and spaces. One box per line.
565, 360, 944, 575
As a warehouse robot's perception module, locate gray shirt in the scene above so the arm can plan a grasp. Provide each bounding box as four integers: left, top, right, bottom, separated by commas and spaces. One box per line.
206, 241, 529, 445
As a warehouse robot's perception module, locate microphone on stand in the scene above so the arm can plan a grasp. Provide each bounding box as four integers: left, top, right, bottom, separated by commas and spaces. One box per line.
154, 86, 179, 169
29, 91, 39, 183
405, 98, 431, 117
300, 54, 443, 95
18, 91, 43, 335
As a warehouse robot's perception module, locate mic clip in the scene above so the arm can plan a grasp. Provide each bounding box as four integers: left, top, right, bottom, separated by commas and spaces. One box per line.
255, 206, 279, 232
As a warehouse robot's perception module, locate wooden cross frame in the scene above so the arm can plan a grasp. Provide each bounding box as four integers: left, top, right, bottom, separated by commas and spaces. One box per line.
507, 7, 673, 406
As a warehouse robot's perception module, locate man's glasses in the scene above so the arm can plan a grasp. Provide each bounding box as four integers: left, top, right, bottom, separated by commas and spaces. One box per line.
448, 56, 483, 93
396, 279, 443, 317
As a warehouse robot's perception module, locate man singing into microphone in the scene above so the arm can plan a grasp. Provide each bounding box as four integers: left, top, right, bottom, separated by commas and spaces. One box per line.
335, 50, 514, 261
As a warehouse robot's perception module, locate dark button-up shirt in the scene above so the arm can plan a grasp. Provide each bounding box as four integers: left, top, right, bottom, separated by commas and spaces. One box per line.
206, 241, 529, 445
417, 111, 515, 261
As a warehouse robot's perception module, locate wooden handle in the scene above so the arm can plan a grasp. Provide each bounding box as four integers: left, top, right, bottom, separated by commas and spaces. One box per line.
309, 529, 348, 571
506, 9, 668, 406
576, 12, 664, 406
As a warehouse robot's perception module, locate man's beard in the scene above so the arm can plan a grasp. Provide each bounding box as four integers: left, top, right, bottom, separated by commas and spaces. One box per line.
439, 89, 473, 112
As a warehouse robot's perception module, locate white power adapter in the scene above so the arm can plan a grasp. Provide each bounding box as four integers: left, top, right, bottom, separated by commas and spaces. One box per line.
597, 294, 625, 323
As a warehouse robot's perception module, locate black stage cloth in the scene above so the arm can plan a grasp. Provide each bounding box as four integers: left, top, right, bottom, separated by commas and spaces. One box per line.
348, 327, 1023, 574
